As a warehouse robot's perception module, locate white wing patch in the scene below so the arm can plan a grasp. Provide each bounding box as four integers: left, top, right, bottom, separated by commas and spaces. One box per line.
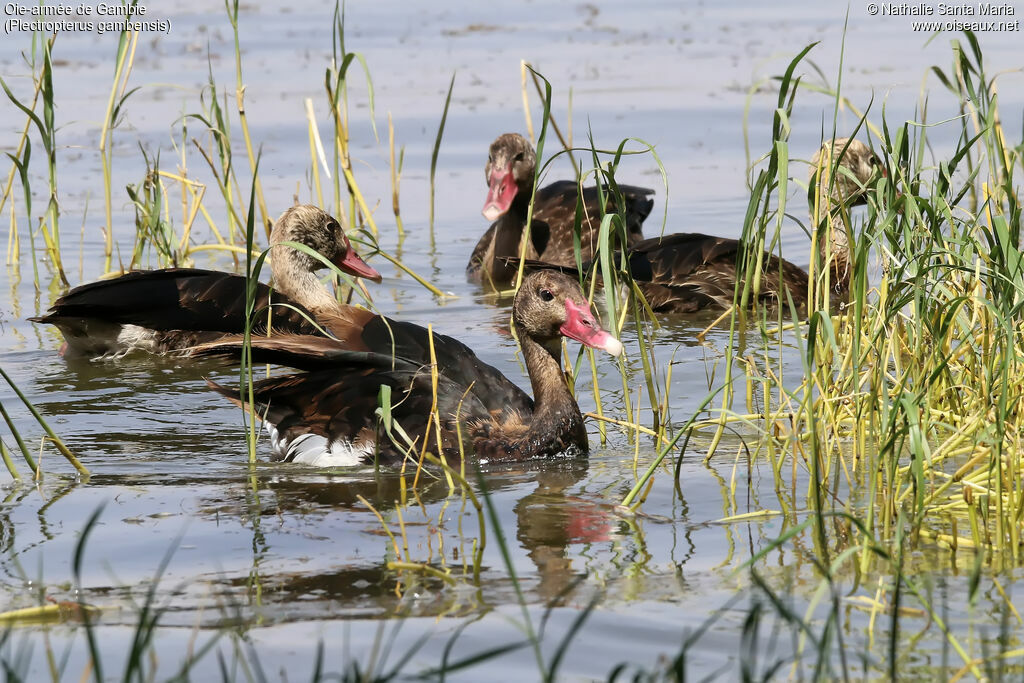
59, 322, 159, 359
267, 423, 372, 467
114, 324, 161, 355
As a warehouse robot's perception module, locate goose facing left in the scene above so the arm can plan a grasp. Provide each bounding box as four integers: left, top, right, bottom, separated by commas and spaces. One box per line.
29, 205, 382, 359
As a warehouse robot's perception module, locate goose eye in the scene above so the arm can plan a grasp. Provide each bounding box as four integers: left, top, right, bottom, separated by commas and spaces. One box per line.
514, 152, 524, 162
538, 288, 554, 302
869, 156, 879, 166
488, 154, 494, 164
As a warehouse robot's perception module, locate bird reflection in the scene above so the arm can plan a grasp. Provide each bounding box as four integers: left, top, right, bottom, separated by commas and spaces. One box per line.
513, 458, 613, 602
177, 455, 617, 621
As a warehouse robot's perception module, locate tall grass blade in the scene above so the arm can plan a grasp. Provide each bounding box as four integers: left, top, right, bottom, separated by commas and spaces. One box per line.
429, 72, 456, 241
0, 365, 86, 476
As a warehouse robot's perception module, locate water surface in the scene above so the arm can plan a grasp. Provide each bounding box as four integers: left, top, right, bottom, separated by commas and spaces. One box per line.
2, 0, 1023, 678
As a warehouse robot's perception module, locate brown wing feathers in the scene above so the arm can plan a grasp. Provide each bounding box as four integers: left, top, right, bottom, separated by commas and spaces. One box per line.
31, 268, 324, 336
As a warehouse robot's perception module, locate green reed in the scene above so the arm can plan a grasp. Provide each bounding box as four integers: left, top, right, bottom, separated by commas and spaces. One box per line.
35, 35, 61, 287
512, 64, 553, 292
188, 62, 246, 256
0, 398, 32, 479
589, 133, 671, 435
1, 43, 44, 280
837, 35, 1024, 564
305, 98, 328, 208
4, 504, 1014, 680
526, 67, 578, 179
506, 68, 629, 440
5, 135, 38, 288
636, 33, 1024, 669
0, 364, 88, 479
388, 112, 405, 239
240, 163, 262, 464
0, 68, 38, 232
98, 19, 139, 273
225, 0, 270, 237
429, 72, 456, 243
508, 66, 675, 449
1, 33, 66, 287
325, 1, 377, 227
306, 79, 442, 295
317, 7, 446, 300
125, 150, 180, 268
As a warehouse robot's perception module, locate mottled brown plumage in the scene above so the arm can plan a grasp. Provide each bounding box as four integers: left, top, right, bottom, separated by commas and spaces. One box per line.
204, 271, 623, 466
625, 233, 815, 312
623, 138, 882, 312
468, 133, 655, 286
29, 206, 380, 358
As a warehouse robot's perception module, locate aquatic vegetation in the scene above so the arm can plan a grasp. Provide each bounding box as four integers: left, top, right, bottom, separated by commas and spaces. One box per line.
700, 36, 1024, 562
429, 72, 456, 240
98, 19, 139, 273
0, 365, 87, 480
616, 34, 1024, 679
1, 34, 64, 286
2, 0, 1024, 676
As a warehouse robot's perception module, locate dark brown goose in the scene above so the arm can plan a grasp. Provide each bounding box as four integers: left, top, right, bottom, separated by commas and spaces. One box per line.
29, 205, 381, 358
204, 270, 622, 466
628, 138, 882, 312
467, 133, 655, 286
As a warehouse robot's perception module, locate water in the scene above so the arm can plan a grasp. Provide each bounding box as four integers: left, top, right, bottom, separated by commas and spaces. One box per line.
2, 0, 1024, 679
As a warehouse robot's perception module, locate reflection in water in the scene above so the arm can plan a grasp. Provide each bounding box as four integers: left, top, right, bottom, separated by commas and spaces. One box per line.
181, 458, 605, 619
513, 459, 604, 602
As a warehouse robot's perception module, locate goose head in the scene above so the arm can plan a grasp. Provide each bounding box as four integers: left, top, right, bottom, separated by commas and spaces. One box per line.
514, 270, 623, 357
482, 133, 538, 222
269, 205, 382, 285
809, 138, 884, 208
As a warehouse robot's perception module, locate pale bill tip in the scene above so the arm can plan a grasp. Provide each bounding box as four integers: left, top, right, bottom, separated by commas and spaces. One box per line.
603, 336, 624, 357
482, 205, 502, 222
